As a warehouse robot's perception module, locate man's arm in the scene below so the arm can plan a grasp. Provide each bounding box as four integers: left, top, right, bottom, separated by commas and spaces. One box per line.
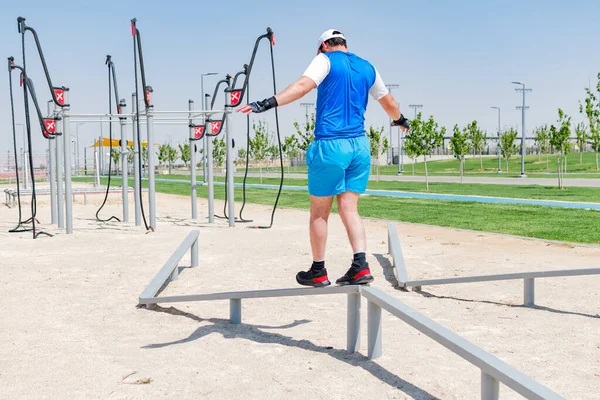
274, 76, 317, 106
378, 93, 401, 121
238, 54, 327, 115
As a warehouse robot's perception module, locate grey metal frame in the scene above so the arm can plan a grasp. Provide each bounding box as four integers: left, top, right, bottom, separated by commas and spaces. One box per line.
138, 230, 564, 399
138, 230, 199, 306
387, 222, 600, 306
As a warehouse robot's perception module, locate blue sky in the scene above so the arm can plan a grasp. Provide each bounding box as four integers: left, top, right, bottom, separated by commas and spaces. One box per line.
1, 0, 599, 159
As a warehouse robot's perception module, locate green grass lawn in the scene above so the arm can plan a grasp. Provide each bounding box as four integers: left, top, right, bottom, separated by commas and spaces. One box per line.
166, 151, 600, 178
149, 175, 600, 203
377, 151, 600, 176
75, 177, 600, 244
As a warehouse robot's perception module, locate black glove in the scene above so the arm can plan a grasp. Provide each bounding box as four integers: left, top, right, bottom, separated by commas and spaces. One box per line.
391, 114, 410, 129
249, 96, 278, 113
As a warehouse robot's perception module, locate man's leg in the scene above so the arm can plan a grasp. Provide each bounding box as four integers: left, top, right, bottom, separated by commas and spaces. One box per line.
336, 191, 365, 254
296, 195, 334, 287
335, 135, 373, 286
310, 195, 334, 261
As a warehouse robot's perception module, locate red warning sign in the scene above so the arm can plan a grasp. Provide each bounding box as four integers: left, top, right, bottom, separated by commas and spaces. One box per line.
44, 119, 56, 133
211, 121, 222, 134
230, 90, 242, 106
53, 88, 65, 105
193, 126, 205, 139
145, 89, 151, 105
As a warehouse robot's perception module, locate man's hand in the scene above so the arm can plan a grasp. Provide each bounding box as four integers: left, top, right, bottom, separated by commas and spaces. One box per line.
237, 96, 278, 114
392, 114, 410, 132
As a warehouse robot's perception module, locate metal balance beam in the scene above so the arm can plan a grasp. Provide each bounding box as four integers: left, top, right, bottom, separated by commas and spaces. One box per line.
137, 230, 564, 399
387, 221, 600, 306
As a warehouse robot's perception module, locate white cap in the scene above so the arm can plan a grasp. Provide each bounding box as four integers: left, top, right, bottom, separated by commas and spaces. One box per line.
317, 29, 345, 49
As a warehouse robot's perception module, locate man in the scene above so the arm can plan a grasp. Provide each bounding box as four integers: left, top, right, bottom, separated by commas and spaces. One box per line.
238, 29, 410, 287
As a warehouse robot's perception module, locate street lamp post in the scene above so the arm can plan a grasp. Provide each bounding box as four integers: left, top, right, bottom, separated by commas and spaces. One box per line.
300, 102, 315, 125
490, 106, 501, 172
385, 84, 399, 165
201, 72, 218, 183
76, 122, 85, 176
512, 81, 532, 177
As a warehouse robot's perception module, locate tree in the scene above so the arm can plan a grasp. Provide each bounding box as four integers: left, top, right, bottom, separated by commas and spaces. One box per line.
574, 122, 587, 165
110, 148, 120, 174
467, 120, 487, 170
236, 148, 247, 166
533, 125, 551, 169
249, 120, 270, 183
549, 109, 572, 189
157, 143, 170, 169
179, 143, 191, 168
166, 144, 178, 175
449, 124, 471, 183
404, 113, 445, 190
282, 134, 299, 173
266, 140, 281, 172
366, 125, 389, 181
141, 145, 148, 175
294, 114, 315, 153
579, 72, 600, 170
498, 128, 520, 174
212, 137, 226, 169
127, 145, 134, 165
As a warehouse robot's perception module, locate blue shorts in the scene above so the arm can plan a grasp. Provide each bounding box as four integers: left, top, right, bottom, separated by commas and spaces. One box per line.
306, 135, 371, 197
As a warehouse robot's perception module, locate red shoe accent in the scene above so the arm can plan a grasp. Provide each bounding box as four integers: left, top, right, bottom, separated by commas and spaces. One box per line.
353, 269, 371, 279
314, 275, 329, 283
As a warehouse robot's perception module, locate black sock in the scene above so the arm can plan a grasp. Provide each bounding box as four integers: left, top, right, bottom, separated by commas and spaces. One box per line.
353, 252, 366, 267
311, 260, 325, 271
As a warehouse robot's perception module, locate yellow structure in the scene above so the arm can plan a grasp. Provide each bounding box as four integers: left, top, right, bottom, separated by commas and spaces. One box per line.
90, 138, 149, 147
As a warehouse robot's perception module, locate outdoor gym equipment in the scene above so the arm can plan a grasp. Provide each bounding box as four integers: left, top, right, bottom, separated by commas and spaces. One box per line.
138, 230, 565, 400
387, 222, 600, 307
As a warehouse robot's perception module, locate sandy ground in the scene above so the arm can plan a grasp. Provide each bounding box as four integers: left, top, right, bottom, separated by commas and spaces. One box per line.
1, 185, 599, 400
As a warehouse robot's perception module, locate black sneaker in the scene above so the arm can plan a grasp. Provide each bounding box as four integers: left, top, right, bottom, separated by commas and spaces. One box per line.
336, 262, 374, 286
296, 267, 331, 288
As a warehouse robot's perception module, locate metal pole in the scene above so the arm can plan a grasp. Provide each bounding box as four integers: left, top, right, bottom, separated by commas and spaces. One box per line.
120, 101, 129, 222
189, 99, 197, 219
62, 90, 73, 234
481, 372, 500, 400
225, 88, 235, 227
385, 84, 399, 165
146, 105, 156, 229
497, 108, 501, 172
132, 93, 141, 226
49, 131, 57, 224
206, 95, 214, 224
521, 85, 525, 176
56, 103, 65, 230
367, 300, 383, 360
347, 292, 361, 353
524, 278, 535, 307
201, 76, 206, 184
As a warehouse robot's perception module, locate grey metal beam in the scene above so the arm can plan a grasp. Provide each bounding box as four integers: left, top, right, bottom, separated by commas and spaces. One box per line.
387, 222, 409, 284
404, 268, 600, 288
139, 230, 199, 300
139, 285, 360, 305
347, 292, 361, 353
361, 287, 563, 400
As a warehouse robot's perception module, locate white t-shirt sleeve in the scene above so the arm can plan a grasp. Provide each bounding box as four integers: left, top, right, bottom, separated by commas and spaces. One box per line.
302, 54, 330, 86
369, 68, 389, 101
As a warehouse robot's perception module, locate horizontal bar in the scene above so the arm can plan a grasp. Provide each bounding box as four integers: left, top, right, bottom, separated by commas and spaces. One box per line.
404, 268, 600, 288
147, 110, 225, 115
361, 287, 563, 400
64, 113, 137, 118
139, 230, 200, 300
139, 285, 360, 304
